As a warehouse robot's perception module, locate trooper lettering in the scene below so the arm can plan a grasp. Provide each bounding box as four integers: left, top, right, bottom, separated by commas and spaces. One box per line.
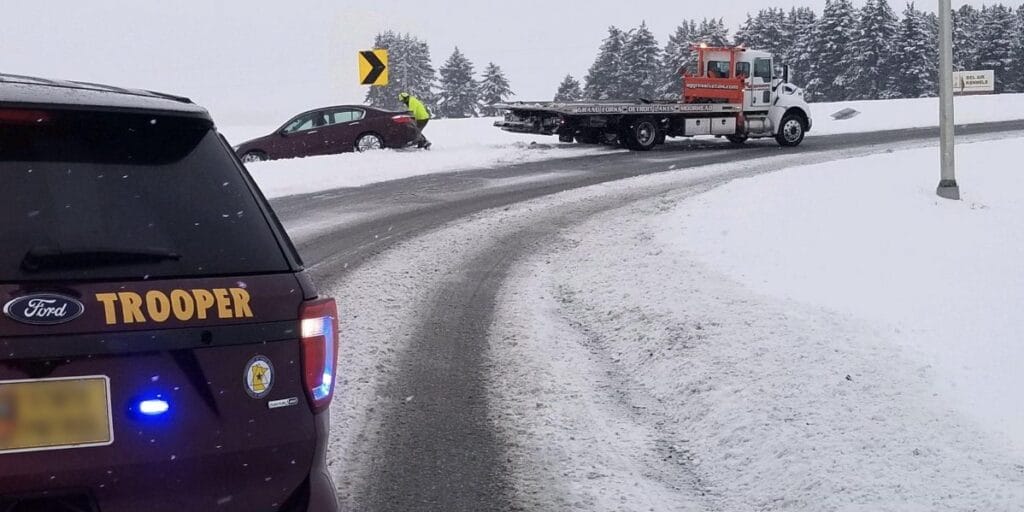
95, 288, 253, 325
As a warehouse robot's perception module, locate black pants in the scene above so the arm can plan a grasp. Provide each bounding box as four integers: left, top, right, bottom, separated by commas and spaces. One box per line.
415, 119, 430, 147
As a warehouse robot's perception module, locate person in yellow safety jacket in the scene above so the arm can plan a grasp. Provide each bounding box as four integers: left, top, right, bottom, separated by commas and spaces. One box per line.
399, 92, 432, 149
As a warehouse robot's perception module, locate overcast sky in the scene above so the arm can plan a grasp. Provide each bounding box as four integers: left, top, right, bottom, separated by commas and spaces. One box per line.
1, 0, 991, 128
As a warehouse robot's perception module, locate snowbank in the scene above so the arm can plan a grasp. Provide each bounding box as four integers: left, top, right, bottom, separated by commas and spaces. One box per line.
672, 137, 1024, 453
220, 118, 616, 198
811, 93, 1024, 135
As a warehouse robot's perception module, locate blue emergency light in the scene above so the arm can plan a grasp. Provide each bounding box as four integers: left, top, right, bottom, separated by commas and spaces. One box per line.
138, 398, 170, 416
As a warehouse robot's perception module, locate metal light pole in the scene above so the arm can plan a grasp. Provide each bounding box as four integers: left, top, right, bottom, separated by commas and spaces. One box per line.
937, 0, 960, 200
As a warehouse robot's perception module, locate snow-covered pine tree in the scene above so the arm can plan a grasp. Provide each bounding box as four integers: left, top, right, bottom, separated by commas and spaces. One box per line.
953, 5, 982, 71
735, 13, 763, 49
364, 31, 400, 109
365, 32, 437, 111
894, 2, 938, 98
620, 22, 662, 99
695, 18, 731, 46
974, 4, 1016, 93
584, 26, 627, 100
1010, 6, 1024, 92
737, 9, 788, 61
436, 47, 480, 118
849, 0, 900, 99
554, 74, 583, 101
659, 20, 697, 98
805, 0, 858, 101
407, 38, 439, 107
762, 8, 790, 61
478, 63, 514, 117
783, 7, 818, 87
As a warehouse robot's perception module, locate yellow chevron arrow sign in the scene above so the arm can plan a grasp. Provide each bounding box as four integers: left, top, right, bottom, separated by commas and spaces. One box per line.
359, 49, 389, 86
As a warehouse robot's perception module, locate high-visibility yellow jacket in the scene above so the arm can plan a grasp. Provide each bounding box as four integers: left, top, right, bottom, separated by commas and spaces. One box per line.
406, 96, 430, 121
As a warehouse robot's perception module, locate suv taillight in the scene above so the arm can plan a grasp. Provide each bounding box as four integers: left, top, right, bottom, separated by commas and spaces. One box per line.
0, 109, 50, 124
299, 298, 339, 414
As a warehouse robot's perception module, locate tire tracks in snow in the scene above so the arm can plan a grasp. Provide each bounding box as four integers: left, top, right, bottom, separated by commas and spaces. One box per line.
347, 146, 917, 511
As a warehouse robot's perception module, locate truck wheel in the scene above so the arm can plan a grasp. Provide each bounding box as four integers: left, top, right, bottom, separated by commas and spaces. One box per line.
575, 131, 601, 144
624, 119, 659, 151
775, 114, 805, 147
726, 134, 748, 145
601, 132, 620, 146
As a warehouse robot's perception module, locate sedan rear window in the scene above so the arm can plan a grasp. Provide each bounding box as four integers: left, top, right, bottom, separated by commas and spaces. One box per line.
0, 108, 291, 282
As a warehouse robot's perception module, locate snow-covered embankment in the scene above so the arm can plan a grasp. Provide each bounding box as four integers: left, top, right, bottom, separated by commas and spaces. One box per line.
488, 137, 1024, 510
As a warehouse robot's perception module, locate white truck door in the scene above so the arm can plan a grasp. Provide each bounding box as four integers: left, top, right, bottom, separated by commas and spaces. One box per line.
736, 61, 757, 108
751, 58, 773, 108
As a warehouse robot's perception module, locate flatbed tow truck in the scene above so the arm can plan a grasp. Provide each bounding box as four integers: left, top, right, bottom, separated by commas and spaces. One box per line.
494, 45, 812, 150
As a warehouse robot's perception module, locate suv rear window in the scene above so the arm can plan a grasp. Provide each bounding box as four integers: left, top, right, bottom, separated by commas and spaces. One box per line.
0, 108, 292, 282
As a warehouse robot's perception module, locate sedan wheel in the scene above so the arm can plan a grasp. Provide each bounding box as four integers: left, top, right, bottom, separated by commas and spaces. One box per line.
356, 133, 384, 152
241, 152, 267, 163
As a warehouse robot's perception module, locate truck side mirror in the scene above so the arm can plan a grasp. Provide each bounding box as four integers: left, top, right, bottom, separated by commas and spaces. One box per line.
784, 65, 790, 84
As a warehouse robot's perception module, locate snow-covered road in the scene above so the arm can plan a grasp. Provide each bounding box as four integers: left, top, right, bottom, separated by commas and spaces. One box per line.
270, 123, 1024, 511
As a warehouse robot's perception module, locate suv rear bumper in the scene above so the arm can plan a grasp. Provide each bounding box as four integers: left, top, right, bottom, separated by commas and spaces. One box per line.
0, 411, 336, 512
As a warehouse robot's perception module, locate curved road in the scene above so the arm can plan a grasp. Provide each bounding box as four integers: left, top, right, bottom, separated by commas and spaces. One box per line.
271, 121, 1024, 511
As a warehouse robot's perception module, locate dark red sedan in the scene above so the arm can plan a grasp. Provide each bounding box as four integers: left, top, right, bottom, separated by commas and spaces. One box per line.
235, 105, 419, 162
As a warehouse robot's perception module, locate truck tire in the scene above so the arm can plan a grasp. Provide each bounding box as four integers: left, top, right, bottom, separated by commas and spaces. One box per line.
775, 114, 805, 147
574, 131, 601, 144
601, 132, 620, 146
726, 134, 748, 145
623, 119, 659, 151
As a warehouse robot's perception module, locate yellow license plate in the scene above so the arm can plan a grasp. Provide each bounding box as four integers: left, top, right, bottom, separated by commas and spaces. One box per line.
0, 376, 113, 455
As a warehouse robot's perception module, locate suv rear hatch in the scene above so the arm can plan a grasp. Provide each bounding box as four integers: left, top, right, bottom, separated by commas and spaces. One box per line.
0, 107, 331, 511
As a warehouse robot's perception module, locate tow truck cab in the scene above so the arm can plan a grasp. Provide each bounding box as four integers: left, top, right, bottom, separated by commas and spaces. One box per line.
682, 46, 812, 145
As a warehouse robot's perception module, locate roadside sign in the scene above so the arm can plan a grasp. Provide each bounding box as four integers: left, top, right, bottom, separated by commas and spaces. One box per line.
953, 70, 994, 95
359, 49, 388, 86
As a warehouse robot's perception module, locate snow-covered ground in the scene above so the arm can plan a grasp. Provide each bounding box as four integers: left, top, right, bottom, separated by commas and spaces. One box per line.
220, 118, 617, 198
673, 137, 1024, 453
811, 93, 1024, 135
485, 137, 1024, 510
222, 93, 1024, 198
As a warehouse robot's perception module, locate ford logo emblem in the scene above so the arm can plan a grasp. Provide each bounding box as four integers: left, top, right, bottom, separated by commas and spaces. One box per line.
3, 294, 85, 326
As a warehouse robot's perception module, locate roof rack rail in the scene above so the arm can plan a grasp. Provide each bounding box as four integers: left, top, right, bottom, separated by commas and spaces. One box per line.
0, 73, 194, 105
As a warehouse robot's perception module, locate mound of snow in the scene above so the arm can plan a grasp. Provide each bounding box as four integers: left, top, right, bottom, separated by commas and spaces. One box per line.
672, 137, 1024, 453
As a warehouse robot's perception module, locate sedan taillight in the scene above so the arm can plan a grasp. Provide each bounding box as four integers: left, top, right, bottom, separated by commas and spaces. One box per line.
392, 115, 415, 125
299, 298, 339, 414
